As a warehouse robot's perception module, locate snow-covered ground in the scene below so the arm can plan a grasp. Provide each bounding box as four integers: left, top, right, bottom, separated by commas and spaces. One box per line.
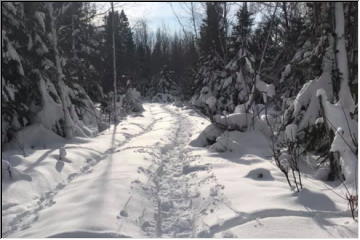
2, 103, 358, 238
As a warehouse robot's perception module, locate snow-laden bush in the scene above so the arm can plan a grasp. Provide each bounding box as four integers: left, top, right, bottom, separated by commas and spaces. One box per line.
34, 77, 101, 139
120, 88, 144, 114
191, 87, 217, 114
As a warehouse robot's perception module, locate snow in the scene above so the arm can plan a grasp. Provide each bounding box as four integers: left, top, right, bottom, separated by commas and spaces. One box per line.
255, 75, 275, 103
122, 88, 144, 113
234, 104, 246, 114
35, 34, 49, 55
3, 84, 17, 101
292, 37, 334, 130
205, 96, 217, 110
4, 123, 66, 151
59, 147, 67, 160
2, 103, 357, 238
317, 89, 357, 187
331, 128, 357, 186
335, 2, 356, 113
3, 2, 17, 15
285, 124, 297, 142
210, 130, 271, 155
4, 37, 24, 76
34, 78, 64, 132
280, 64, 291, 83
27, 34, 33, 50
222, 76, 232, 89
210, 113, 272, 138
34, 11, 46, 32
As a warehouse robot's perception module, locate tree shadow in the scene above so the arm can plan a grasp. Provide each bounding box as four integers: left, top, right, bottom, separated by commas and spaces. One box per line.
55, 160, 64, 173
295, 188, 338, 211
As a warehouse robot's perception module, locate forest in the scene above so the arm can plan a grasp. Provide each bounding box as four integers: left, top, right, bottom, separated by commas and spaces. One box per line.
2, 2, 358, 238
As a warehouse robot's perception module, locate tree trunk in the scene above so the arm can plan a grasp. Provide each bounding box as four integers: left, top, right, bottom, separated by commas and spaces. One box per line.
111, 2, 118, 123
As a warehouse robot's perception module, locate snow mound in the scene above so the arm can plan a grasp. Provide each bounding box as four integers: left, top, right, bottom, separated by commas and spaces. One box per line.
2, 160, 32, 182
4, 123, 66, 151
213, 113, 272, 137
209, 131, 271, 156
245, 168, 274, 181
190, 124, 224, 147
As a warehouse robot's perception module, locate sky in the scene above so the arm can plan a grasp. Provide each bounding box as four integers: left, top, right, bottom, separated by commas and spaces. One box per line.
94, 2, 194, 34
93, 2, 262, 35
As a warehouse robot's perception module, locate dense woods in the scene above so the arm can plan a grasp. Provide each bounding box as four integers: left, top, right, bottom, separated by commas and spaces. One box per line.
2, 1, 358, 199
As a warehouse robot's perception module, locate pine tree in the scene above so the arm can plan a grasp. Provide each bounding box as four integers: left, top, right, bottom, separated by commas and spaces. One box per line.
102, 9, 135, 93
118, 10, 135, 87
2, 2, 102, 144
192, 2, 227, 114
199, 2, 226, 59
229, 2, 253, 60
133, 20, 151, 96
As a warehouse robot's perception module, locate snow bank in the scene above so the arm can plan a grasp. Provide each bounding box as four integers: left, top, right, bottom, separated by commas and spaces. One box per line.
2, 159, 32, 182
213, 113, 272, 138
209, 130, 271, 156
190, 124, 224, 147
4, 123, 66, 151
317, 89, 357, 186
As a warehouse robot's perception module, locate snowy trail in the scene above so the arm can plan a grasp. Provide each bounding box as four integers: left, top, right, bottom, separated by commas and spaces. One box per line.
2, 106, 160, 237
2, 103, 357, 238
2, 103, 210, 238
148, 107, 195, 237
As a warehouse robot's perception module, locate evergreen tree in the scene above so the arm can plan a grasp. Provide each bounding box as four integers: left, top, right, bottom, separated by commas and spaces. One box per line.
199, 2, 226, 59
2, 2, 102, 144
102, 9, 135, 93
229, 2, 253, 59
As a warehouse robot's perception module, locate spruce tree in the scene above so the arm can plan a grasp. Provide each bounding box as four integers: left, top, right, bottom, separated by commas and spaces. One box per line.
102, 9, 135, 93
229, 2, 253, 60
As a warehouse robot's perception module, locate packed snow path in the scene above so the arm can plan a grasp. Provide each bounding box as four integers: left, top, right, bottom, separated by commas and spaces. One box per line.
2, 103, 357, 238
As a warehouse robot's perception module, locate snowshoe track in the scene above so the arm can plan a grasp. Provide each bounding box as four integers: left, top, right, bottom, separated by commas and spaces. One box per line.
2, 106, 160, 237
